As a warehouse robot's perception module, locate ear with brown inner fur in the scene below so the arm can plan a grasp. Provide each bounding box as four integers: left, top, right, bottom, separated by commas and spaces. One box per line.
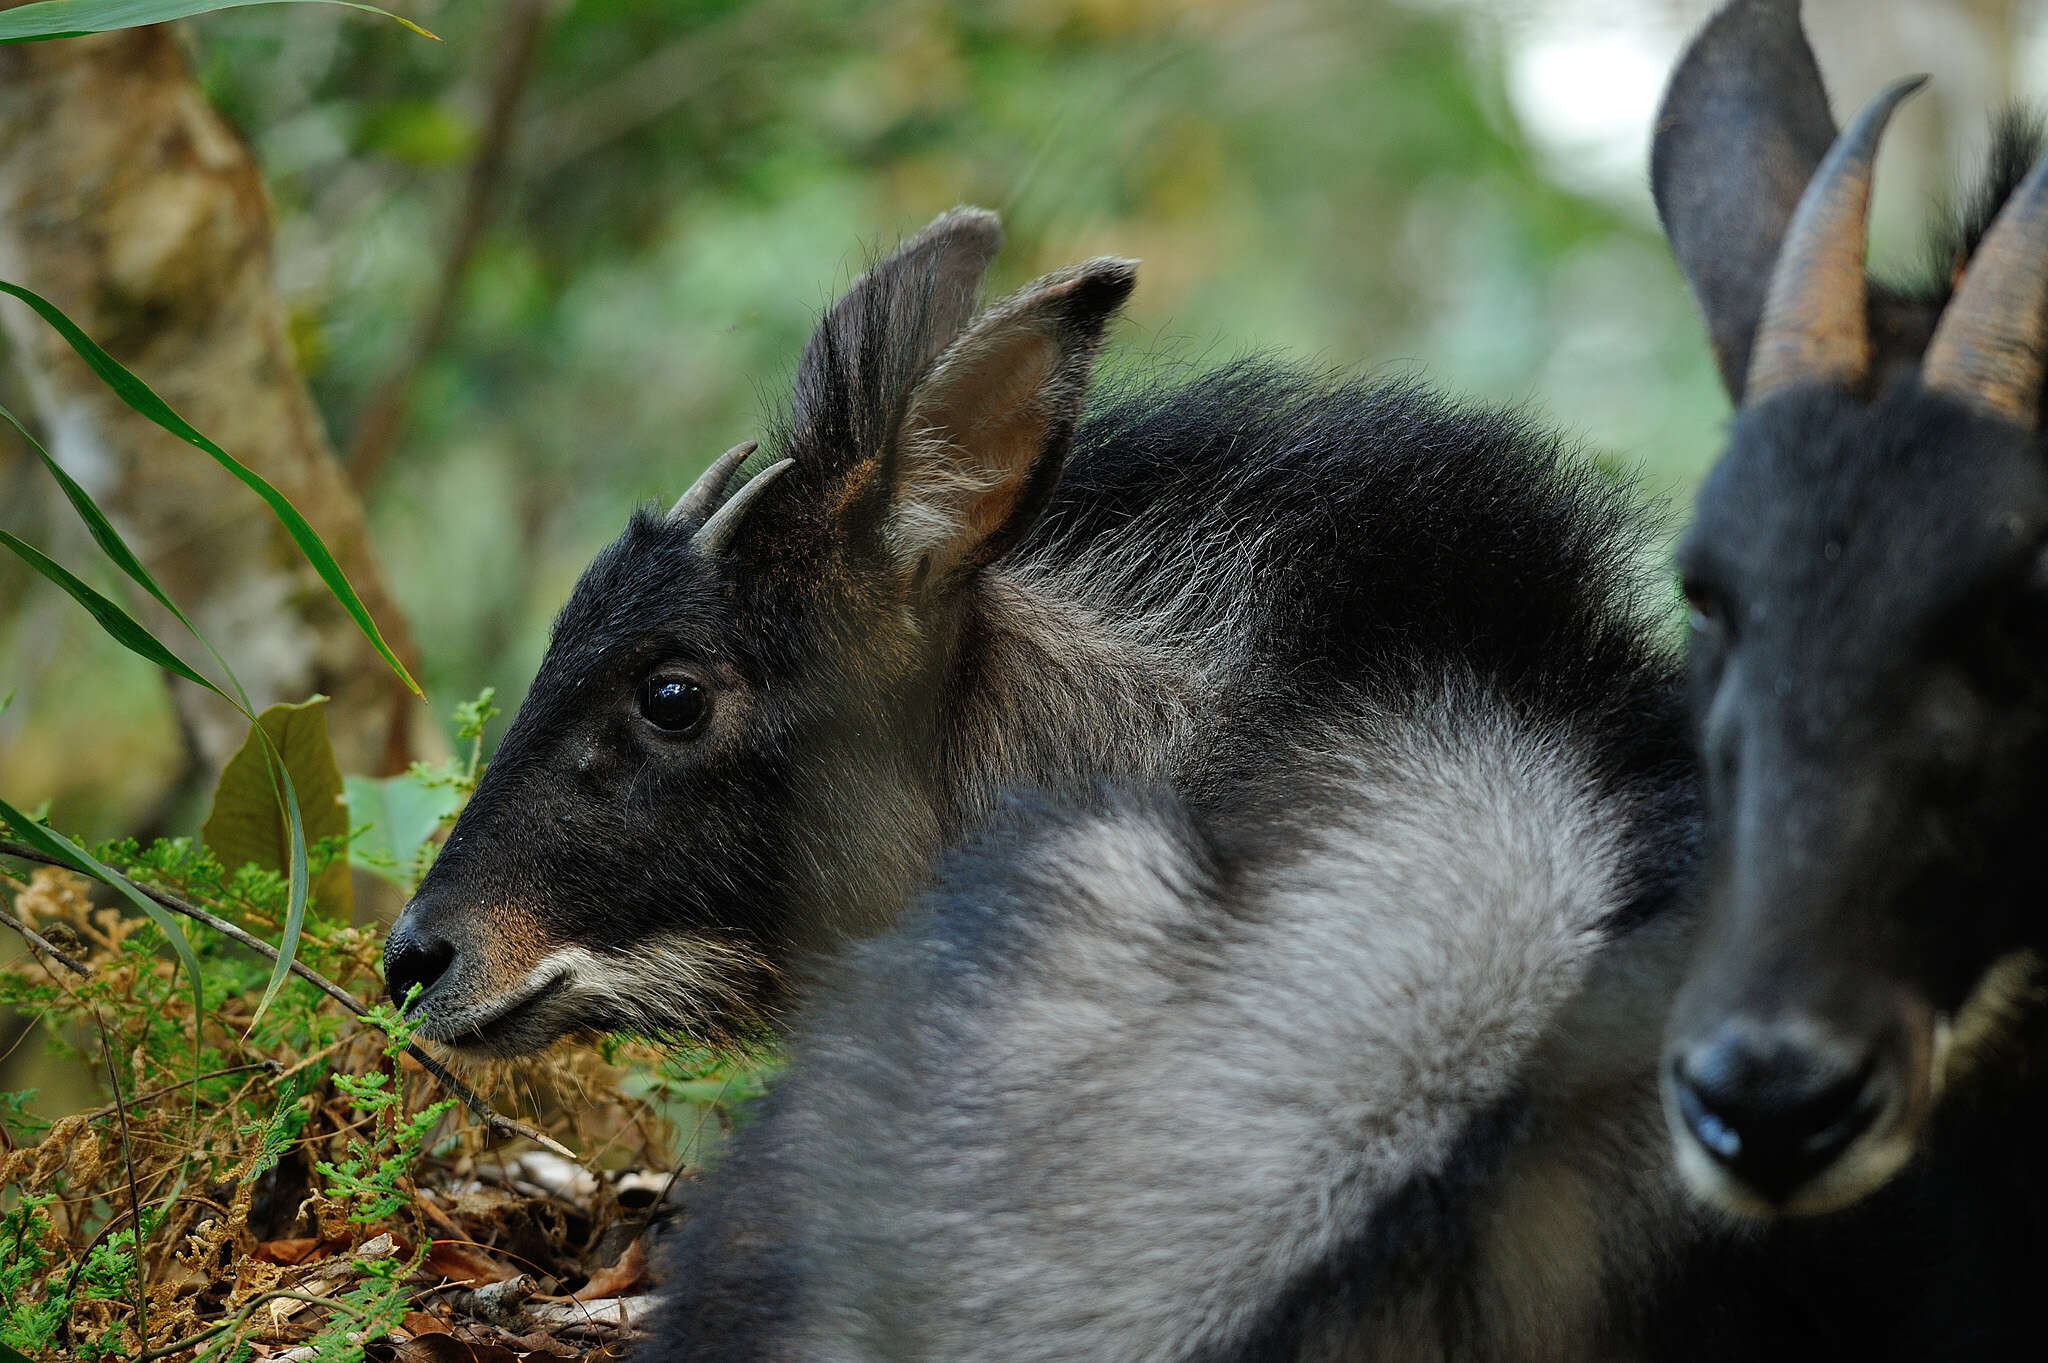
879, 257, 1138, 594
789, 207, 1004, 485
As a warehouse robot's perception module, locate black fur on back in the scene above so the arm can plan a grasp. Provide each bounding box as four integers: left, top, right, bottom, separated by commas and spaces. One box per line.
1923, 110, 2047, 301
1031, 364, 1699, 910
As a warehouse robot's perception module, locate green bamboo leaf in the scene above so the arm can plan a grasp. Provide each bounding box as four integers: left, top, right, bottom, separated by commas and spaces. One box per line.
0, 406, 320, 1026
0, 281, 424, 697
0, 0, 437, 43
0, 528, 224, 698
0, 795, 205, 1041
250, 723, 311, 1028
2, 402, 187, 623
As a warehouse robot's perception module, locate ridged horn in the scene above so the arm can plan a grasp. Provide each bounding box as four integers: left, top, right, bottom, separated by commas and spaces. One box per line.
693, 459, 794, 558
668, 440, 758, 524
1745, 76, 1926, 404
1922, 151, 2048, 427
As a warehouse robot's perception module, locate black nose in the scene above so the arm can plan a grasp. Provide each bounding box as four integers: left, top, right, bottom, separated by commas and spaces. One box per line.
1671, 1031, 1884, 1204
382, 913, 456, 1012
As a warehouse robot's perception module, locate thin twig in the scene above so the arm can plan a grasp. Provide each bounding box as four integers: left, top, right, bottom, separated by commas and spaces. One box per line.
0, 839, 578, 1161
137, 1288, 374, 1363
79, 1059, 284, 1123
0, 899, 91, 976
345, 0, 553, 490
92, 1006, 150, 1347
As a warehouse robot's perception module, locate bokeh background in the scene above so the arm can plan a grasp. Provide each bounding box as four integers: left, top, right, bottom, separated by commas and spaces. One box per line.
4, 0, 2044, 836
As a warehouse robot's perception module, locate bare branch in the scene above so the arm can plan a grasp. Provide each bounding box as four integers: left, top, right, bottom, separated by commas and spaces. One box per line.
346, 0, 554, 491
0, 899, 91, 977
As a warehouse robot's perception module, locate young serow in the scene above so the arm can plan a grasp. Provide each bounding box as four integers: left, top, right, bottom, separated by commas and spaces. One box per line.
1653, 0, 2048, 1222
382, 210, 1691, 1061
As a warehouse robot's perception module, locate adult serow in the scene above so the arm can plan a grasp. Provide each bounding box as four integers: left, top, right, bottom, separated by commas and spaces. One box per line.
1653, 0, 2048, 1228
381, 209, 1692, 1057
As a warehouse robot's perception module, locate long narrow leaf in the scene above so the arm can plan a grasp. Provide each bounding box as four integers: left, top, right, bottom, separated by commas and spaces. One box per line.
2, 402, 186, 624
1, 400, 263, 725
0, 0, 437, 43
264, 731, 310, 1028
0, 282, 423, 696
2, 401, 318, 1032
0, 529, 224, 697
2, 526, 312, 1025
0, 795, 206, 1043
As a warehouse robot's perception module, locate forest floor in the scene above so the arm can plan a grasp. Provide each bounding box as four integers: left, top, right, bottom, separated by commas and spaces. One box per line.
0, 860, 770, 1362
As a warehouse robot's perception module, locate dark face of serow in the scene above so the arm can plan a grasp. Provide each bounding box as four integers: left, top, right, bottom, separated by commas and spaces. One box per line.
1652, 5, 2048, 1217
380, 209, 1135, 1057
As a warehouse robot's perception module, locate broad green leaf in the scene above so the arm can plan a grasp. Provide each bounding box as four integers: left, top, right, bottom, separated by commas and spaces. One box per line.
345, 768, 462, 889
205, 697, 352, 923
0, 528, 223, 698
0, 282, 423, 696
0, 794, 205, 1037
0, 0, 437, 43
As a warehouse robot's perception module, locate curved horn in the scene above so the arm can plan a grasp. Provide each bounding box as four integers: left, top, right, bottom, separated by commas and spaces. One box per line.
1746, 76, 1926, 404
1922, 151, 2048, 427
668, 440, 758, 524
693, 459, 794, 558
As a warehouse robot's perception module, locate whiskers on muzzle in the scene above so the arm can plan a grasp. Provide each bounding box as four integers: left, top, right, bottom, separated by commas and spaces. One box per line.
407, 934, 781, 1059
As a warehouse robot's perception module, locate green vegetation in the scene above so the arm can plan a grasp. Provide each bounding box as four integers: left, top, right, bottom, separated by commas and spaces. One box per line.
0, 734, 775, 1358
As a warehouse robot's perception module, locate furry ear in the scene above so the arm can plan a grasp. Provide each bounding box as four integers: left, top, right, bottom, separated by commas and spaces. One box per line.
881, 257, 1137, 591
790, 207, 1004, 475
1652, 0, 1840, 401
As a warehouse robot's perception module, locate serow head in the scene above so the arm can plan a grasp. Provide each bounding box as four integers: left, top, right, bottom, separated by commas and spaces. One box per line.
382, 209, 1135, 1056
1653, 0, 2048, 1216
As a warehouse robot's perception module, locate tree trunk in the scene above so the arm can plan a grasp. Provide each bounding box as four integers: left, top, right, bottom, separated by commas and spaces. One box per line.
0, 23, 436, 779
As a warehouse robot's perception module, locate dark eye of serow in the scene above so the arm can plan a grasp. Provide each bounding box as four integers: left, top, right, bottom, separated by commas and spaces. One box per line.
1681, 581, 1723, 636
639, 676, 709, 736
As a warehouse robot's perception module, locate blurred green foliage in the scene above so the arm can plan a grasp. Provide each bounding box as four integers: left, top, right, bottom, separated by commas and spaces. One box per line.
5, 0, 1730, 829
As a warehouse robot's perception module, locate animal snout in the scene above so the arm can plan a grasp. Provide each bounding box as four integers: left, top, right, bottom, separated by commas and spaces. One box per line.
382, 910, 459, 1013
1668, 1027, 1887, 1207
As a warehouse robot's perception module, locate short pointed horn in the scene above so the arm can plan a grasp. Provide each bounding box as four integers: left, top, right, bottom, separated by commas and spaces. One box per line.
1922, 151, 2048, 427
693, 459, 794, 558
1746, 76, 1927, 404
669, 440, 759, 525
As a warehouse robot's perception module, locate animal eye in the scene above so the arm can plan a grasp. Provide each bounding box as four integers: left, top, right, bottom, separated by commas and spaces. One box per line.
1681, 582, 1725, 636
639, 676, 709, 736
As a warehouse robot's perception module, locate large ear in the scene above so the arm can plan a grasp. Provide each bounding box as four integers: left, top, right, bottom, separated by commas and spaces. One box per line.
790, 207, 1004, 471
880, 257, 1137, 591
1652, 0, 1839, 402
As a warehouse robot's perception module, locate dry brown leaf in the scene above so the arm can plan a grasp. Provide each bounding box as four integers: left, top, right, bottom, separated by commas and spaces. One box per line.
538, 1233, 647, 1303
253, 1236, 324, 1265
425, 1238, 521, 1286
392, 1336, 524, 1363
399, 1308, 454, 1337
